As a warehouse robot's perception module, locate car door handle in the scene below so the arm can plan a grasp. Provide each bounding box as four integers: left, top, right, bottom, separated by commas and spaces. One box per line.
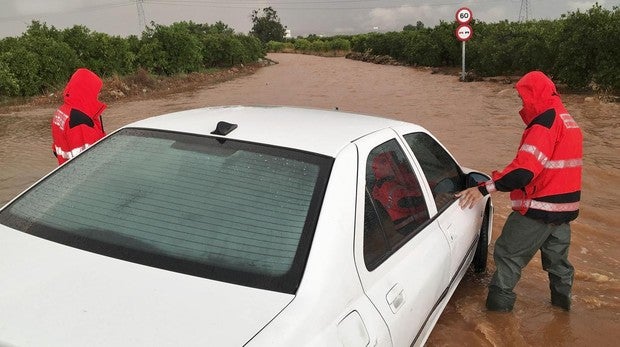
386, 283, 405, 313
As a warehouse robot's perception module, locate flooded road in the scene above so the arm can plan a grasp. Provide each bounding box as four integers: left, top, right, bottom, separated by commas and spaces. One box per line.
1, 53, 618, 345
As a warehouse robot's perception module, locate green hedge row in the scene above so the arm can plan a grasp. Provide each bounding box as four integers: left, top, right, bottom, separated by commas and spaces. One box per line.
0, 20, 265, 97
267, 37, 351, 53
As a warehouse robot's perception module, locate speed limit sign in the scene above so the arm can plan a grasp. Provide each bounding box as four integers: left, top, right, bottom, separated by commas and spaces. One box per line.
455, 7, 472, 24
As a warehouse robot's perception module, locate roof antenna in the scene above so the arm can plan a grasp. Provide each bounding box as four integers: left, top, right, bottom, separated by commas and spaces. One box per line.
211, 121, 238, 136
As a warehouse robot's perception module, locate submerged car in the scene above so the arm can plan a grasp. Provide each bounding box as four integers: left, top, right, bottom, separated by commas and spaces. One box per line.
0, 106, 492, 346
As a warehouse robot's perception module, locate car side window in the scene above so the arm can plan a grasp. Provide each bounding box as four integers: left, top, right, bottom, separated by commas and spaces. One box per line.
403, 132, 465, 212
363, 139, 430, 270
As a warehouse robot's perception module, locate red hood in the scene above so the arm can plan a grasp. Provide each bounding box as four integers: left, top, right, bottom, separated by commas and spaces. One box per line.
515, 71, 562, 125
63, 68, 107, 119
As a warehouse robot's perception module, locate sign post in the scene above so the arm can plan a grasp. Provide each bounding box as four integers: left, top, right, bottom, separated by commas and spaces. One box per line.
455, 7, 473, 81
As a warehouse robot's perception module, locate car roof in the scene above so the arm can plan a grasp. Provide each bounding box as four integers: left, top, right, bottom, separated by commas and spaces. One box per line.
122, 106, 423, 157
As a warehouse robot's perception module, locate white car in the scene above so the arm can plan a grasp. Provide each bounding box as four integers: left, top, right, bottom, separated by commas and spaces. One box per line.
0, 106, 492, 347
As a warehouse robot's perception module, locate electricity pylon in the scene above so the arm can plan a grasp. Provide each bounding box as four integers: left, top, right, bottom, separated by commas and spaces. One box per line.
136, 0, 146, 34
519, 0, 532, 22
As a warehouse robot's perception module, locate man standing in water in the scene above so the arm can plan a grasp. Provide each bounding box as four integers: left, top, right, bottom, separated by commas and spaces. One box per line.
51, 68, 107, 165
456, 70, 583, 312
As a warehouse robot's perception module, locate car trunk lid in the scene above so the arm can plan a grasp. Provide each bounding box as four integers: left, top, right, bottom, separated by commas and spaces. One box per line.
0, 225, 293, 346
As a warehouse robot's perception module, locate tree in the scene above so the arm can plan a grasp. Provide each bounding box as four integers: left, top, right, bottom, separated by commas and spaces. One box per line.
137, 22, 203, 75
554, 4, 620, 90
403, 21, 425, 31
250, 7, 286, 44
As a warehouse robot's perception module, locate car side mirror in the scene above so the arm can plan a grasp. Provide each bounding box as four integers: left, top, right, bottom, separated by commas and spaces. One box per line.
465, 171, 490, 188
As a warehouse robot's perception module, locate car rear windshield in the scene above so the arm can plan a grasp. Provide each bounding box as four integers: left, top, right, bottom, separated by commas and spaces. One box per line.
0, 128, 332, 294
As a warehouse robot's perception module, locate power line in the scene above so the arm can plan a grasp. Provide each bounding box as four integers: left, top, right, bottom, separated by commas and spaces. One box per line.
0, 1, 134, 22
145, 0, 507, 11
0, 0, 517, 23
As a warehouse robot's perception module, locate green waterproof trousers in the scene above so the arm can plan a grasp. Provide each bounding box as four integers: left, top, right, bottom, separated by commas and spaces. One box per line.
486, 211, 574, 311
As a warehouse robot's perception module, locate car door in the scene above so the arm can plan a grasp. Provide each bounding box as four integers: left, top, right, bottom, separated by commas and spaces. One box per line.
353, 129, 451, 347
401, 131, 483, 281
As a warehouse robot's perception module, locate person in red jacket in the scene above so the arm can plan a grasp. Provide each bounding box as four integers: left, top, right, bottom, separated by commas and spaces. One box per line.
371, 151, 428, 233
52, 68, 107, 165
456, 71, 582, 312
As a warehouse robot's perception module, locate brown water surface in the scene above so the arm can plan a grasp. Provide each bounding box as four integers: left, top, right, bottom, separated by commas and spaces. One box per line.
1, 53, 618, 345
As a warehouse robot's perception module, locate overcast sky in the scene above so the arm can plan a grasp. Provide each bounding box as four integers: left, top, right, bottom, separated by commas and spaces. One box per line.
0, 0, 616, 38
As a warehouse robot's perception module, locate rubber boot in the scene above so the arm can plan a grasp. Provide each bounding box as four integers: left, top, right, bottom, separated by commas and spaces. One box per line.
486, 285, 516, 312
551, 295, 571, 310
550, 281, 571, 311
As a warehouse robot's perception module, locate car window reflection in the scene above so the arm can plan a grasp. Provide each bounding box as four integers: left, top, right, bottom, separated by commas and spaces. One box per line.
363, 139, 430, 270
403, 132, 465, 211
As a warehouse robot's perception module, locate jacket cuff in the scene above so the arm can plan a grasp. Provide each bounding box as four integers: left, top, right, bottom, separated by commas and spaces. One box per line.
477, 180, 496, 196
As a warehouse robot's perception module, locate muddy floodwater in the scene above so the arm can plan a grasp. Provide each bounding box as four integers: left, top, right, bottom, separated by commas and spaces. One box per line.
1, 53, 618, 346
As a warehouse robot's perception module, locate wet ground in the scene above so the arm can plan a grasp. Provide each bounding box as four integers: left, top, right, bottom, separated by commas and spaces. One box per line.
1, 53, 618, 345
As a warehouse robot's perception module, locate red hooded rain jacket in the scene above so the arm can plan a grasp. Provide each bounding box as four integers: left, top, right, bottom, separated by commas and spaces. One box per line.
51, 68, 107, 165
478, 71, 583, 224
